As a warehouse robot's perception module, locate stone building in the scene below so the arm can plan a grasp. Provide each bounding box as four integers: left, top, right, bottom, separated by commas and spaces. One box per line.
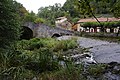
55, 17, 72, 30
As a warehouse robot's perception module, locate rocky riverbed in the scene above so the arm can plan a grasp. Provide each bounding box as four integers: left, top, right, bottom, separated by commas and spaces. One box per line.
57, 36, 120, 80
57, 36, 97, 64
77, 37, 120, 63
57, 36, 120, 63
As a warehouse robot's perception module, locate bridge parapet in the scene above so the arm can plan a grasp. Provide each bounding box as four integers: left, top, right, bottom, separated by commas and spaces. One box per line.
22, 22, 74, 38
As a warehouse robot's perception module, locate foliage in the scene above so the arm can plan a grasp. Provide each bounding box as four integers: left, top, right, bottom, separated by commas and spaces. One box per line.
0, 37, 117, 79
0, 0, 21, 48
62, 0, 120, 22
81, 21, 120, 28
39, 67, 83, 80
71, 17, 80, 23
1, 0, 120, 79
62, 0, 80, 18
34, 18, 45, 23
11, 1, 45, 24
88, 64, 107, 76
111, 0, 120, 17
0, 38, 78, 79
39, 63, 108, 80
13, 1, 28, 23
23, 11, 37, 22
53, 39, 77, 52
17, 38, 77, 52
38, 3, 66, 27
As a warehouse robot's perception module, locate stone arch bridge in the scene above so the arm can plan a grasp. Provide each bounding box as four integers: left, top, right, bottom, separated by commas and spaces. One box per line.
21, 22, 74, 39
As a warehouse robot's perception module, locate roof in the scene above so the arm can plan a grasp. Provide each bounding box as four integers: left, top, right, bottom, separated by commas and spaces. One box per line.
78, 17, 120, 23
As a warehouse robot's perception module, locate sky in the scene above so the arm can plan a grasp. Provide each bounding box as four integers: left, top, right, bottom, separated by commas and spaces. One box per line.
16, 0, 66, 13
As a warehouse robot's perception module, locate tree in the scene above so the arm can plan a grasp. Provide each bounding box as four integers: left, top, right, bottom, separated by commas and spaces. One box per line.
74, 0, 120, 17
24, 11, 37, 22
0, 0, 21, 48
38, 3, 66, 27
63, 0, 119, 18
73, 0, 120, 32
111, 0, 120, 17
62, 0, 80, 18
10, 1, 28, 24
13, 1, 28, 17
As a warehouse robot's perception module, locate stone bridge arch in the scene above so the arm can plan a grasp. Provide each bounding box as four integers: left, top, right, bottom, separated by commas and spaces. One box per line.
51, 33, 61, 38
22, 22, 75, 38
20, 26, 33, 40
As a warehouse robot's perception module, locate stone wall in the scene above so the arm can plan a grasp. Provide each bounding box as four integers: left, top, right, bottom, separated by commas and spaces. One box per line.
23, 22, 74, 38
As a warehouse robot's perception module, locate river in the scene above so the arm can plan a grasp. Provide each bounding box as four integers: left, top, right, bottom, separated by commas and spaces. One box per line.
57, 36, 120, 79
78, 37, 120, 63
58, 36, 120, 63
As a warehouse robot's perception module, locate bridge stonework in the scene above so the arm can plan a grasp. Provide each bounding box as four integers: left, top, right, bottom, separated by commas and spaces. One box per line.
23, 22, 74, 38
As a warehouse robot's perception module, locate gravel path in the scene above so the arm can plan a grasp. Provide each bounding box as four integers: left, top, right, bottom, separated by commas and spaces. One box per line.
77, 37, 120, 63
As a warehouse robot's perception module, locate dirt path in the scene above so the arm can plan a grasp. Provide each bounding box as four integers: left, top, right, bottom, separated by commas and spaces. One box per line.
77, 37, 120, 63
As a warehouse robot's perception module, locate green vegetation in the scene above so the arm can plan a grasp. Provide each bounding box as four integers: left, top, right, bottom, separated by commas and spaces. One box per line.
88, 64, 107, 76
0, 38, 78, 79
81, 21, 120, 28
23, 11, 45, 24
17, 38, 77, 51
1, 0, 120, 79
0, 36, 111, 80
72, 0, 120, 18
37, 0, 120, 27
37, 3, 66, 27
0, 0, 21, 48
38, 64, 108, 80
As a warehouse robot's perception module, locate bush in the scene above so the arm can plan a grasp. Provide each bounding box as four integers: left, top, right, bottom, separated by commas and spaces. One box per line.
81, 21, 120, 28
0, 37, 78, 79
53, 39, 77, 52
0, 0, 21, 48
17, 38, 77, 52
38, 63, 108, 80
39, 63, 83, 80
88, 64, 107, 76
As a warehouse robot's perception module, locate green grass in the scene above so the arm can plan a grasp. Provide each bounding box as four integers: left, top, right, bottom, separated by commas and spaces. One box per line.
0, 38, 78, 80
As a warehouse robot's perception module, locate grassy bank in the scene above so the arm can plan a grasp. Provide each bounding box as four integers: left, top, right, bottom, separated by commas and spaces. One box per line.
0, 38, 78, 80
1, 37, 120, 80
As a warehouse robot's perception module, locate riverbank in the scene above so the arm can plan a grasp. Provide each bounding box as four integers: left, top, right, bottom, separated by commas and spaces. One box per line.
75, 32, 120, 43
86, 36, 120, 43
1, 36, 120, 80
58, 36, 120, 63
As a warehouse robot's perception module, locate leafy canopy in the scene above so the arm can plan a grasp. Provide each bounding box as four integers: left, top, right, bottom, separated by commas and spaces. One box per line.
0, 0, 21, 48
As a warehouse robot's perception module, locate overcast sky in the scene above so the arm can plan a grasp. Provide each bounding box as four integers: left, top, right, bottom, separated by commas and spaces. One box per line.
16, 0, 66, 13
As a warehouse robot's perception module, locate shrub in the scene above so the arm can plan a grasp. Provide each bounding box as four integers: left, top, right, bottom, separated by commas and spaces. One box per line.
0, 0, 21, 48
88, 64, 107, 76
81, 21, 120, 28
0, 37, 78, 79
39, 63, 83, 80
53, 39, 77, 52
